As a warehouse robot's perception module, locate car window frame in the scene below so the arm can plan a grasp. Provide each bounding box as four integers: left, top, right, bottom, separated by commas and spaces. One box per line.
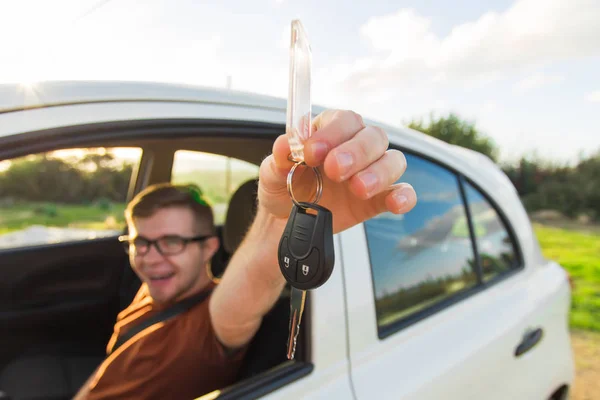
365, 146, 525, 340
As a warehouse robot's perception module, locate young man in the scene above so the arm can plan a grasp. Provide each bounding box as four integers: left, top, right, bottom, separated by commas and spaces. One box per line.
75, 109, 417, 399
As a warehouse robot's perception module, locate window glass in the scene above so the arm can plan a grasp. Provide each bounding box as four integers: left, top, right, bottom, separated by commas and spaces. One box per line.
0, 147, 142, 249
365, 154, 478, 330
464, 182, 518, 281
171, 151, 259, 225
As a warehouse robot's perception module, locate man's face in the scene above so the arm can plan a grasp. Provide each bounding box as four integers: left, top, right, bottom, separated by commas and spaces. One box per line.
127, 206, 215, 305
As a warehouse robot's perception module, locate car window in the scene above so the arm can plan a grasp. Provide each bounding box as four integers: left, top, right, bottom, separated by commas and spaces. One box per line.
463, 182, 519, 281
364, 153, 478, 331
0, 147, 142, 250
170, 150, 259, 225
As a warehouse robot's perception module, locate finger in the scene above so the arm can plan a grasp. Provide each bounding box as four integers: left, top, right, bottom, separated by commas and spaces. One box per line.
272, 134, 294, 169
322, 125, 389, 182
347, 149, 407, 200
303, 110, 366, 166
383, 183, 417, 214
259, 154, 285, 190
271, 135, 314, 190
358, 183, 416, 222
257, 154, 291, 216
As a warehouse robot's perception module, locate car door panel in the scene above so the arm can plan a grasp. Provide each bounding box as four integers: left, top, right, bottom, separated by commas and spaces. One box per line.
341, 224, 525, 400
0, 237, 128, 369
3, 239, 123, 308
507, 261, 574, 398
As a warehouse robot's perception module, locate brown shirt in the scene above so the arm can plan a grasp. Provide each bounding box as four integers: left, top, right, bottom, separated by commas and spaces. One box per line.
78, 283, 246, 400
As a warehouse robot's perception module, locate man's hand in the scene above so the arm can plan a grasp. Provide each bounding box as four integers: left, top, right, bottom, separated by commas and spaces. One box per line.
210, 110, 416, 350
258, 109, 417, 231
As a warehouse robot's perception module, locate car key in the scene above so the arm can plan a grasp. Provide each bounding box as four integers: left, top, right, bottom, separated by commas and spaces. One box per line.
281, 19, 334, 360
287, 287, 306, 360
278, 201, 335, 359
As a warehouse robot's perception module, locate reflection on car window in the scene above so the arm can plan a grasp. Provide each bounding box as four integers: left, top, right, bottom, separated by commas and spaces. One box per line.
464, 182, 518, 281
365, 154, 477, 331
171, 151, 259, 225
0, 147, 142, 249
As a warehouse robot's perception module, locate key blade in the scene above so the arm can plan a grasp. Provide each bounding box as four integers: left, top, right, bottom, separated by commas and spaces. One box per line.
287, 287, 307, 360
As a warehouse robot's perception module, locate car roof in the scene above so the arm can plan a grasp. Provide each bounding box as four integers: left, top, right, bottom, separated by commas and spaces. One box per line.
0, 80, 452, 149
0, 79, 433, 151
0, 80, 513, 193
0, 80, 288, 114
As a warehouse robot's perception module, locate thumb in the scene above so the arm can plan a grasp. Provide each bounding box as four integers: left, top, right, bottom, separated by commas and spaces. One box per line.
256, 136, 295, 218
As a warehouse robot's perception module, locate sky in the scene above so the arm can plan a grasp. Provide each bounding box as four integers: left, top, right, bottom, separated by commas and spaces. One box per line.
1, 0, 599, 163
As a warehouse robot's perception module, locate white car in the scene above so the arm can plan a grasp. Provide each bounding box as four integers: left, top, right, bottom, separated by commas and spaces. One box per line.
0, 81, 574, 400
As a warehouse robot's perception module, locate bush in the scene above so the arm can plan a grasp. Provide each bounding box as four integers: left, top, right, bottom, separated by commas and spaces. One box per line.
33, 203, 58, 218
0, 152, 133, 205
408, 113, 499, 162
96, 197, 112, 211
503, 151, 600, 221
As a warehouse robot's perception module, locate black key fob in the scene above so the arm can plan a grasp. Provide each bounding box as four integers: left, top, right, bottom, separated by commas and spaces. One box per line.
278, 202, 335, 290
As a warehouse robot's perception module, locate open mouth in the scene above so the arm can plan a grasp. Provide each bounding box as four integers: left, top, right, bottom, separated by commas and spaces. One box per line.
149, 272, 175, 283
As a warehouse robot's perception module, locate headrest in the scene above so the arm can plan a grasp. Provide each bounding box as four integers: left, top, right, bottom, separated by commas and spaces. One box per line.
222, 179, 259, 253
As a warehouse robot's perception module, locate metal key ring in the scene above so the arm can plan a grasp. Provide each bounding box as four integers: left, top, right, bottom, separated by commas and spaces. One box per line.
287, 161, 323, 208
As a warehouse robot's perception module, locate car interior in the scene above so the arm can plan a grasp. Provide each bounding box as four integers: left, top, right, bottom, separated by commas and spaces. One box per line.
0, 125, 308, 400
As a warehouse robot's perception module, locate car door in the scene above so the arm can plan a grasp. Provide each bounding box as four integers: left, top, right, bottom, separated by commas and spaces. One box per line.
340, 150, 573, 399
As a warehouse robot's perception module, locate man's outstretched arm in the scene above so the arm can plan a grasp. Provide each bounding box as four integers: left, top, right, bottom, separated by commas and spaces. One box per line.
209, 110, 418, 349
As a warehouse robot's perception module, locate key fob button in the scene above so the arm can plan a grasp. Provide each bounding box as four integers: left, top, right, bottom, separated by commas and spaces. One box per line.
296, 247, 319, 283
279, 236, 298, 281
289, 212, 314, 256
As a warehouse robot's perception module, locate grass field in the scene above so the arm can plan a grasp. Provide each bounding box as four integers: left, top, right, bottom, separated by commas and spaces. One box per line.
533, 223, 600, 332
0, 201, 232, 236
533, 222, 599, 400
0, 202, 126, 235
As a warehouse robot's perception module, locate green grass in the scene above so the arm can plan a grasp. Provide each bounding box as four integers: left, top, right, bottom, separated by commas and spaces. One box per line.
0, 200, 231, 236
0, 202, 126, 234
534, 223, 600, 332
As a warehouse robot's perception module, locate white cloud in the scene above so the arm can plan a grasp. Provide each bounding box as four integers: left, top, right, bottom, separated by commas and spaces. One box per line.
513, 73, 564, 93
585, 91, 600, 102
337, 0, 600, 92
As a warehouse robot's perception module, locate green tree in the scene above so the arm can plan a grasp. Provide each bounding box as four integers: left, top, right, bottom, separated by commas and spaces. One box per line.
0, 151, 133, 204
408, 113, 499, 162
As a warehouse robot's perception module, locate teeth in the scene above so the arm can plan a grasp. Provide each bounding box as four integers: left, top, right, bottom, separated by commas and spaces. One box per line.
150, 273, 173, 280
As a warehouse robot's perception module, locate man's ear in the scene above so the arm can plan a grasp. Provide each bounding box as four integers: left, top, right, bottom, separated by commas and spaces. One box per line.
204, 236, 220, 260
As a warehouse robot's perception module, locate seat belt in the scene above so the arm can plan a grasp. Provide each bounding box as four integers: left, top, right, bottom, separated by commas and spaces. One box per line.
109, 288, 213, 355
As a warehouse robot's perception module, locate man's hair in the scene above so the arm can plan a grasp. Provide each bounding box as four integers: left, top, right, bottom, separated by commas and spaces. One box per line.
125, 183, 215, 235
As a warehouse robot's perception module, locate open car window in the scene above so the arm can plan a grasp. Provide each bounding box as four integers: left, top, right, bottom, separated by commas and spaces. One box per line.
0, 147, 142, 250
170, 150, 259, 225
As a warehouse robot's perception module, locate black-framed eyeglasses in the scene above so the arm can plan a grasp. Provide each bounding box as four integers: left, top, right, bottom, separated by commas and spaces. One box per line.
118, 234, 212, 256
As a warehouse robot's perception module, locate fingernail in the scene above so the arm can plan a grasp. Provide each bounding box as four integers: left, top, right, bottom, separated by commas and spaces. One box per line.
358, 172, 378, 196
336, 152, 354, 177
393, 191, 409, 210
310, 141, 329, 161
